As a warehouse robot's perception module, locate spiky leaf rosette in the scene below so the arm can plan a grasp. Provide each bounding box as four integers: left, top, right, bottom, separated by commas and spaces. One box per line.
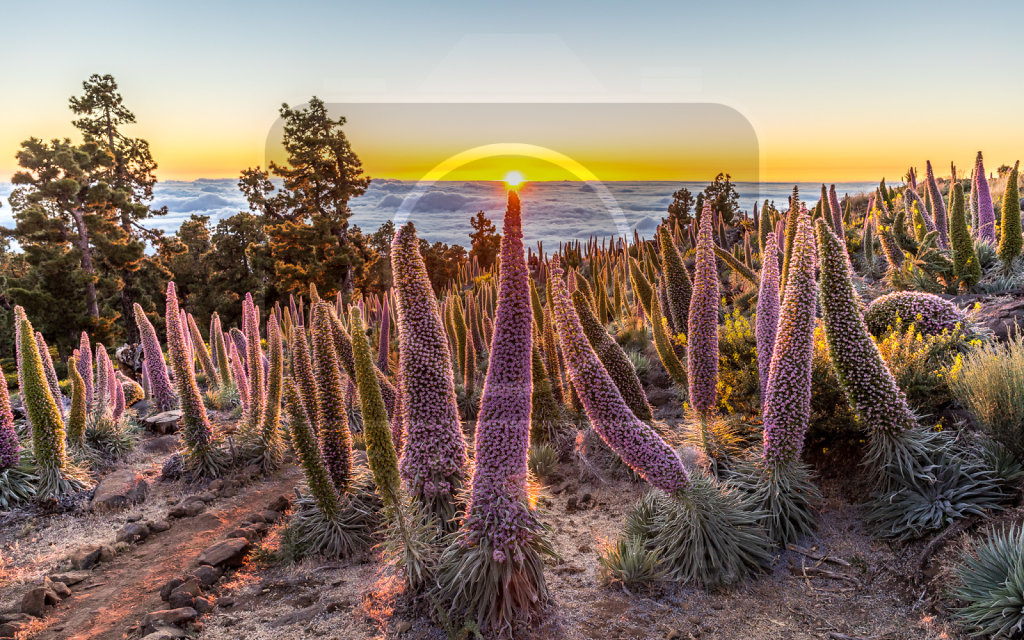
658, 226, 692, 332
755, 231, 780, 399
349, 308, 401, 509
953, 524, 1024, 638
762, 215, 818, 467
572, 289, 653, 421
133, 303, 177, 412
438, 190, 553, 633
864, 429, 1004, 539
391, 223, 468, 526
66, 356, 87, 449
311, 302, 355, 494
246, 316, 284, 471
622, 477, 773, 588
549, 257, 688, 493
17, 315, 90, 499
998, 161, 1022, 267
688, 203, 720, 418
975, 153, 997, 244
0, 360, 20, 470
165, 283, 225, 478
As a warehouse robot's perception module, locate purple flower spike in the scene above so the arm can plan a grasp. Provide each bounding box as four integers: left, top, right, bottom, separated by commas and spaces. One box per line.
761, 215, 818, 467
549, 256, 689, 495
975, 152, 996, 243
687, 202, 719, 418
463, 189, 539, 555
755, 232, 780, 399
134, 303, 177, 412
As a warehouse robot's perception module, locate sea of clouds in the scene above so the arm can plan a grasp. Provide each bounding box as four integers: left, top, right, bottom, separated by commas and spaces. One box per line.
0, 179, 882, 250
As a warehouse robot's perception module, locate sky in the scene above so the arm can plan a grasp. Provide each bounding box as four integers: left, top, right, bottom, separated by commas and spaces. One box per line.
1, 0, 1023, 183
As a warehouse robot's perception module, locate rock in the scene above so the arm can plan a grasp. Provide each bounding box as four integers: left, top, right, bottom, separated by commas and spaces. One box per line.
142, 608, 197, 631
91, 469, 149, 513
117, 522, 151, 544
20, 586, 58, 617
190, 565, 222, 587
46, 578, 71, 599
0, 620, 28, 639
48, 570, 90, 586
970, 294, 1024, 341
167, 591, 194, 610
208, 479, 224, 493
245, 512, 267, 524
126, 512, 143, 522
99, 544, 116, 562
193, 596, 214, 614
197, 538, 250, 567
395, 620, 413, 633
160, 578, 185, 602
70, 544, 104, 570
0, 614, 32, 624
143, 434, 180, 454
216, 596, 235, 608
225, 526, 258, 541
267, 495, 290, 512
148, 519, 171, 533
169, 498, 206, 518
172, 578, 202, 598
259, 510, 282, 523
145, 410, 183, 434
141, 628, 187, 640
270, 605, 320, 628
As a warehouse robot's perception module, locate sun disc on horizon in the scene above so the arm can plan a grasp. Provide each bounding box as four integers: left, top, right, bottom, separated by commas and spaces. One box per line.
504, 170, 525, 187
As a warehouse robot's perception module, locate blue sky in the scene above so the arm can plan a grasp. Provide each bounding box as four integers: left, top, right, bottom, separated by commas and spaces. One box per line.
1, 0, 1022, 180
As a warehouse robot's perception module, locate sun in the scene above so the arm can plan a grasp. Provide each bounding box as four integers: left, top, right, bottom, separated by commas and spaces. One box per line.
503, 170, 525, 187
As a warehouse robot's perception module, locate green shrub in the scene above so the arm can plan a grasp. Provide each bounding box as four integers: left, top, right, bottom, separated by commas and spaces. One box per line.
716, 309, 760, 416
877, 321, 975, 416
950, 335, 1024, 459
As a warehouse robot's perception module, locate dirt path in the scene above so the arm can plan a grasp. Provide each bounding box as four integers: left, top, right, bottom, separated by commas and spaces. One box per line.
32, 468, 301, 640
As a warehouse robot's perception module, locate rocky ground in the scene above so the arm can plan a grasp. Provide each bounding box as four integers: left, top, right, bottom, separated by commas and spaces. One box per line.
0, 401, 1020, 640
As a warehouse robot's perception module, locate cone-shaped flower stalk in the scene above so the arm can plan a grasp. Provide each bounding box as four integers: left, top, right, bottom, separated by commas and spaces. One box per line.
18, 314, 89, 498
573, 289, 653, 420
815, 220, 917, 438
658, 226, 692, 333
77, 332, 94, 409
377, 298, 391, 374
827, 185, 844, 237
650, 294, 687, 388
311, 302, 354, 494
35, 333, 62, 418
998, 161, 1022, 267
688, 203, 719, 418
975, 152, 996, 243
762, 216, 818, 467
289, 328, 317, 425
93, 345, 112, 422
249, 315, 284, 470
244, 294, 265, 436
392, 222, 468, 525
210, 313, 232, 387
112, 376, 126, 420
165, 282, 224, 477
187, 313, 218, 388
781, 190, 801, 292
550, 257, 688, 493
284, 377, 340, 519
229, 341, 250, 413
134, 303, 177, 412
438, 188, 552, 632
0, 360, 20, 469
350, 308, 401, 508
629, 257, 655, 318
925, 160, 949, 248
755, 232, 781, 399
66, 357, 87, 448
950, 181, 981, 286
230, 328, 248, 370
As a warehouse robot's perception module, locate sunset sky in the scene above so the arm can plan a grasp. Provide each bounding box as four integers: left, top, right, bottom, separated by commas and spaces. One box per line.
2, 0, 1023, 183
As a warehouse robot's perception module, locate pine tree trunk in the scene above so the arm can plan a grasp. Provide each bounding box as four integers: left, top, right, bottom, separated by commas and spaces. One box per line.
70, 207, 101, 323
